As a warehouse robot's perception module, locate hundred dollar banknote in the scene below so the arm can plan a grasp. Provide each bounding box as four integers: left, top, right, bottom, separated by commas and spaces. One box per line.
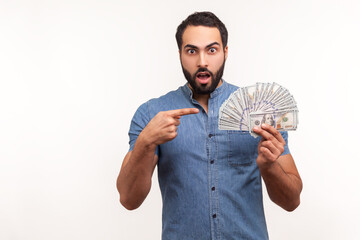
248, 110, 298, 137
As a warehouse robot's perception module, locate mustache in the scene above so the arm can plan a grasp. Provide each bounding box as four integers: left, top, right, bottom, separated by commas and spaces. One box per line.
194, 68, 214, 77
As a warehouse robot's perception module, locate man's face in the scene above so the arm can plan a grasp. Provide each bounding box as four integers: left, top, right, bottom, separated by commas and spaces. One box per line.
179, 26, 228, 95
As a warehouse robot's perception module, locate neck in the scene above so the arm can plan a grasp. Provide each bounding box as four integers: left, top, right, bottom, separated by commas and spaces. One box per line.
188, 79, 223, 113
193, 93, 210, 113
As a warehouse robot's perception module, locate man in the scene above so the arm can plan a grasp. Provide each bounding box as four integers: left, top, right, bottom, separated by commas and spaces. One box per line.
117, 11, 302, 240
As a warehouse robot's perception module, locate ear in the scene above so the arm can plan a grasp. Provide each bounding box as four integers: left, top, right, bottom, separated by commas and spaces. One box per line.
224, 45, 228, 60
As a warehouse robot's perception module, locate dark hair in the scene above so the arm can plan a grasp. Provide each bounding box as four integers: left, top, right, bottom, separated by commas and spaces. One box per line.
175, 11, 228, 51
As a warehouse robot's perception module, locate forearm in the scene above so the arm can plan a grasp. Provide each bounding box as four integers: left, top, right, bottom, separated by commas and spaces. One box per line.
117, 108, 198, 209
259, 161, 302, 211
117, 133, 158, 210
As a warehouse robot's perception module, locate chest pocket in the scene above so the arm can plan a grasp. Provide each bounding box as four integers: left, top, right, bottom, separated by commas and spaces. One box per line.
227, 131, 260, 166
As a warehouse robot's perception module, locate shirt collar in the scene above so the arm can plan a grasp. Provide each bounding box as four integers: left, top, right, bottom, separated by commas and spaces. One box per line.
181, 79, 228, 100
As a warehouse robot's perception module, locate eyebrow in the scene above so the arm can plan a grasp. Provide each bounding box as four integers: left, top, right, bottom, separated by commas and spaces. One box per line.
183, 42, 220, 50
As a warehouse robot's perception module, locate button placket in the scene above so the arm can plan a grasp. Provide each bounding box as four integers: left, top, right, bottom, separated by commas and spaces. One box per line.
207, 96, 220, 239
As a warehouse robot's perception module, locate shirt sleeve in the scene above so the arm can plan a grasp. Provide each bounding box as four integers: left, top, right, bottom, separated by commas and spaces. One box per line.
128, 102, 159, 156
280, 131, 290, 155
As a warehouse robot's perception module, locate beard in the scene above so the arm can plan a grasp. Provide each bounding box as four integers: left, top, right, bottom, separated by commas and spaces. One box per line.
181, 59, 226, 95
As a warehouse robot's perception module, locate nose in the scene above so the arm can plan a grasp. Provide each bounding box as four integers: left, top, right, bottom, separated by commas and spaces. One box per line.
197, 52, 208, 68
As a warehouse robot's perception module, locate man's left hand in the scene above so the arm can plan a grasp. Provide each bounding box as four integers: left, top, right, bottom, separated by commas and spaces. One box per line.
253, 124, 286, 170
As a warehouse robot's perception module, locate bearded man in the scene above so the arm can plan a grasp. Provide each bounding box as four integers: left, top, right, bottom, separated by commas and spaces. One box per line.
117, 11, 302, 240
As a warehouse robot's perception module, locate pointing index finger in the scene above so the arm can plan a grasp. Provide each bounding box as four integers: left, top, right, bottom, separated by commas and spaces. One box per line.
168, 108, 199, 117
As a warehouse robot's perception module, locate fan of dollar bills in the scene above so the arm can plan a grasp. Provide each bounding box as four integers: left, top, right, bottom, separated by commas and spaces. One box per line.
218, 82, 298, 137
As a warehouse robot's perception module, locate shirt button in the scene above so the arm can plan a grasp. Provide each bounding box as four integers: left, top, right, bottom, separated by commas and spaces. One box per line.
208, 134, 213, 138
211, 187, 215, 191
212, 214, 217, 218
210, 160, 214, 164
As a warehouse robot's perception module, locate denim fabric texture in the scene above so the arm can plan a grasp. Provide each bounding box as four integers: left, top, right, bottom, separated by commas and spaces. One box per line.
128, 80, 290, 240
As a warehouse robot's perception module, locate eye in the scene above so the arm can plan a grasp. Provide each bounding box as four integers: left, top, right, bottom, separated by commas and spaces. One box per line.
187, 49, 196, 54
209, 47, 217, 53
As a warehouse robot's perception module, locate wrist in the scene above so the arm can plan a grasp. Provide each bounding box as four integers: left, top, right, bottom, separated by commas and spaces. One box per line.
137, 131, 158, 151
257, 158, 277, 173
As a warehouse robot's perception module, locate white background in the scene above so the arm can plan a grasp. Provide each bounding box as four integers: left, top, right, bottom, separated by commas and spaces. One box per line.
1, 0, 360, 239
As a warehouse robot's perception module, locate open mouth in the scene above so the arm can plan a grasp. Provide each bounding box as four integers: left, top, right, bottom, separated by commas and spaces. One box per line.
196, 72, 211, 84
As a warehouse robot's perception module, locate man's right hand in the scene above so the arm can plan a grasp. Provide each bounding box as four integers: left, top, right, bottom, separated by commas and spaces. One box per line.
140, 108, 199, 147
117, 107, 199, 210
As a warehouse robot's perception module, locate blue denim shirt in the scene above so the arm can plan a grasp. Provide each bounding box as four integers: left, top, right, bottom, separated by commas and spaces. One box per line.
128, 80, 290, 240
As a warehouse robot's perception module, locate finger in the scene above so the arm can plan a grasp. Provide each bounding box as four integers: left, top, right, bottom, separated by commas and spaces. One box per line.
259, 147, 276, 162
260, 140, 281, 156
168, 125, 177, 132
253, 125, 274, 141
174, 119, 181, 126
258, 137, 265, 150
168, 131, 177, 140
259, 124, 286, 145
253, 124, 284, 145
167, 108, 199, 117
